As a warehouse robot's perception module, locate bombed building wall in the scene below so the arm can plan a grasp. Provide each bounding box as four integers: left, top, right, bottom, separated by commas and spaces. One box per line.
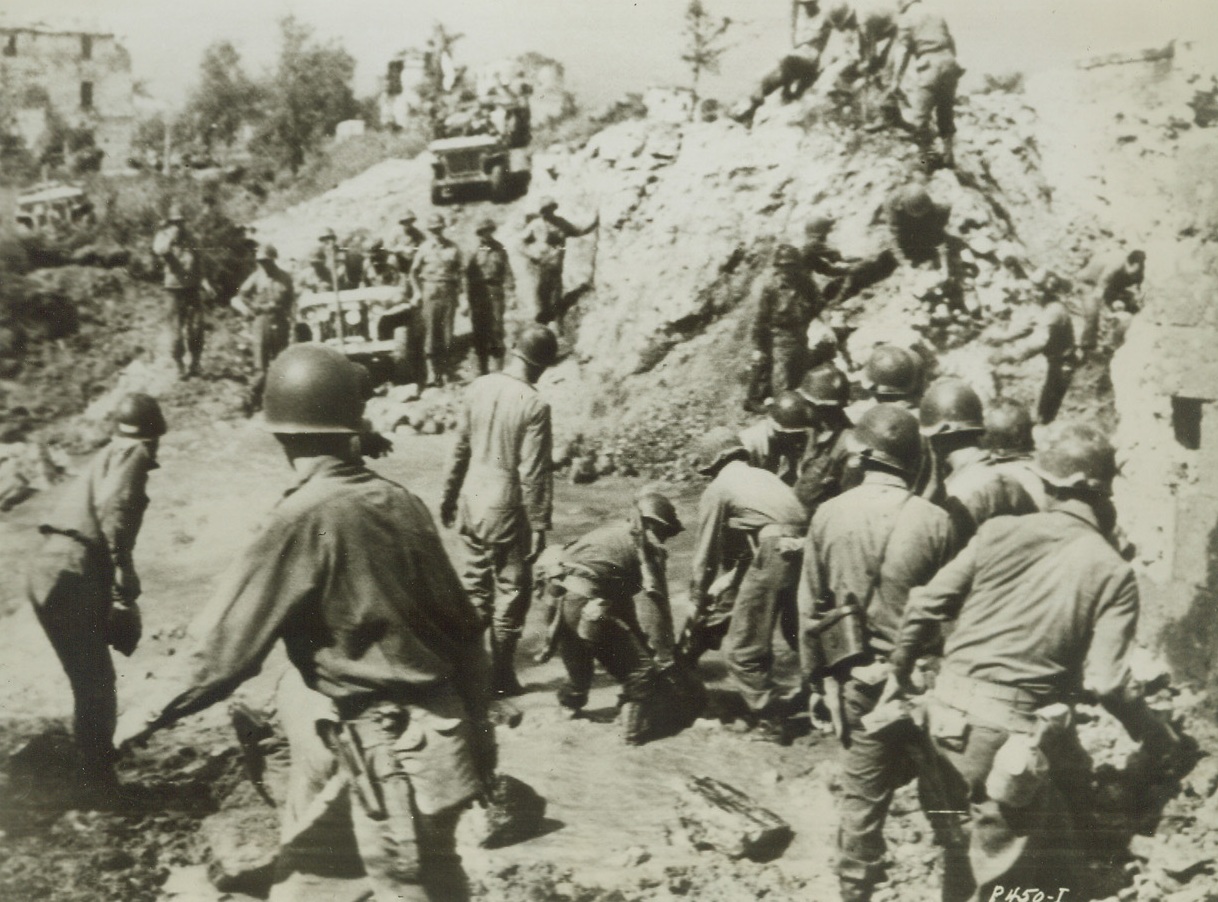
0, 22, 135, 170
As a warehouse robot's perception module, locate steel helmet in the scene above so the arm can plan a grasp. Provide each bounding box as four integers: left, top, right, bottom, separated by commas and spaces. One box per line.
847, 404, 922, 476
636, 491, 683, 536
319, 227, 337, 242
799, 365, 850, 407
983, 399, 1035, 455
804, 215, 835, 240
398, 210, 417, 224
114, 393, 167, 439
256, 242, 278, 261
476, 217, 497, 235
1032, 422, 1116, 497
863, 345, 923, 399
694, 426, 749, 477
773, 244, 801, 267
768, 391, 816, 432
919, 379, 985, 437
263, 343, 365, 434
898, 183, 934, 218
426, 214, 446, 231
513, 324, 559, 369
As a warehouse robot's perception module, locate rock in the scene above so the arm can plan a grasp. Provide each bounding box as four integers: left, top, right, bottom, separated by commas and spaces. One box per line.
386, 383, 421, 404
570, 453, 599, 484
617, 846, 651, 867
201, 789, 279, 895
93, 848, 136, 871
676, 775, 793, 862
1150, 835, 1214, 882
1182, 756, 1218, 800
418, 418, 442, 435
457, 774, 547, 849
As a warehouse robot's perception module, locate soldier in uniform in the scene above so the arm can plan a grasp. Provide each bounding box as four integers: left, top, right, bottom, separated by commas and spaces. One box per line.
739, 390, 817, 486
361, 239, 400, 287
390, 212, 427, 291
681, 428, 809, 742
981, 400, 1046, 511
883, 181, 951, 268
310, 228, 351, 292
465, 218, 512, 375
519, 197, 598, 327
891, 0, 962, 167
232, 243, 296, 411
152, 204, 211, 378
28, 393, 166, 799
793, 365, 855, 514
410, 215, 464, 387
886, 423, 1181, 900
1076, 248, 1145, 357
993, 272, 1078, 423
798, 404, 957, 902
441, 326, 557, 696
918, 379, 1038, 543
539, 492, 696, 745
753, 243, 822, 396
115, 345, 493, 902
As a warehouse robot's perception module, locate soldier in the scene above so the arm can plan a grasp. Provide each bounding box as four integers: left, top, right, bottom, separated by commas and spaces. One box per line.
804, 215, 898, 305
730, 0, 826, 126
390, 211, 427, 291
361, 239, 400, 287
981, 399, 1046, 511
919, 379, 1038, 543
754, 243, 822, 397
886, 423, 1181, 900
540, 492, 698, 744
310, 227, 351, 292
232, 243, 295, 411
519, 196, 598, 327
114, 345, 494, 902
681, 428, 809, 742
152, 203, 211, 378
854, 344, 943, 503
793, 365, 855, 514
993, 272, 1078, 423
1077, 248, 1145, 357
441, 326, 557, 696
740, 390, 817, 485
410, 214, 464, 387
798, 404, 956, 902
890, 0, 962, 167
883, 181, 951, 268
465, 217, 512, 375
28, 393, 166, 799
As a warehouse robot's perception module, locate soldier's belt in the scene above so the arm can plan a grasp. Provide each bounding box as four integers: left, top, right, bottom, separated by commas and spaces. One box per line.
932, 670, 1042, 734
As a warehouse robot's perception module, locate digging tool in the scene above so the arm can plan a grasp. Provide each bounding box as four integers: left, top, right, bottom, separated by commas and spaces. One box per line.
229, 702, 275, 806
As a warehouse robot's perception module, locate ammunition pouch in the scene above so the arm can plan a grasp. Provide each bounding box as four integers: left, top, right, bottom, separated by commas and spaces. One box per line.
806, 597, 868, 677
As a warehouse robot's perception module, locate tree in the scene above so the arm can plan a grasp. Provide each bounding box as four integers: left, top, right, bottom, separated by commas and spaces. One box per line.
182, 41, 264, 151
681, 0, 733, 118
253, 17, 359, 173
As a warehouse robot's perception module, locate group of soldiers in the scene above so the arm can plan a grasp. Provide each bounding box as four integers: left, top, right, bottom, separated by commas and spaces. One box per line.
735, 0, 962, 168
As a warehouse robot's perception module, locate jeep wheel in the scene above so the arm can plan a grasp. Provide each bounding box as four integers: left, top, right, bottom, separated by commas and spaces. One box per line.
489, 164, 509, 204
391, 325, 414, 386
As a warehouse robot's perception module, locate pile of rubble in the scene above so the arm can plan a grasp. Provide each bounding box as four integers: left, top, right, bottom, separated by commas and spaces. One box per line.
364, 384, 460, 436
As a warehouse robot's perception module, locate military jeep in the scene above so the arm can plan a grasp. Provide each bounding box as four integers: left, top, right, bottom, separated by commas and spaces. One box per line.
294, 286, 421, 385
428, 134, 530, 205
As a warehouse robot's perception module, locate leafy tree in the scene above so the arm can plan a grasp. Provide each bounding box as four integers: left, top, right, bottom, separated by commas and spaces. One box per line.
182, 41, 264, 151
681, 0, 733, 117
252, 17, 359, 173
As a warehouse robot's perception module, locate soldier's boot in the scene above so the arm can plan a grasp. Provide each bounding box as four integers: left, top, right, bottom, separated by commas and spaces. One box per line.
491, 632, 525, 698
941, 135, 956, 169
621, 700, 647, 746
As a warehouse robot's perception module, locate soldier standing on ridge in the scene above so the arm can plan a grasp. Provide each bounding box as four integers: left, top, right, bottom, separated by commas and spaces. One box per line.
232, 243, 296, 413
410, 214, 464, 387
114, 345, 493, 901
466, 218, 512, 375
753, 243, 822, 398
28, 393, 166, 801
441, 325, 557, 697
520, 196, 598, 327
890, 0, 962, 168
152, 203, 212, 378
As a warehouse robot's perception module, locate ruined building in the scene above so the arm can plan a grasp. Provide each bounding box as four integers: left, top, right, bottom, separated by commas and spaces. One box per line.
0, 19, 135, 171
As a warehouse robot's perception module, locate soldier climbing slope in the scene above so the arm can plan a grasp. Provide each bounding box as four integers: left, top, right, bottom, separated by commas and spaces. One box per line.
752, 243, 823, 401
890, 0, 962, 167
520, 196, 598, 328
992, 270, 1078, 423
441, 325, 557, 698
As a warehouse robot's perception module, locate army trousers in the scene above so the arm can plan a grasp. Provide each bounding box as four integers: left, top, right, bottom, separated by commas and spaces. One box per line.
469, 284, 506, 372
165, 287, 205, 375
1037, 354, 1075, 425
531, 262, 564, 325
553, 582, 658, 710
458, 524, 532, 640
420, 283, 458, 384
27, 534, 117, 775
248, 312, 290, 410
907, 50, 961, 143
769, 331, 807, 394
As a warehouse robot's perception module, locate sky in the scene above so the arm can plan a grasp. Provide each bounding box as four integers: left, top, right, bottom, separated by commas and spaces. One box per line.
1, 0, 1215, 111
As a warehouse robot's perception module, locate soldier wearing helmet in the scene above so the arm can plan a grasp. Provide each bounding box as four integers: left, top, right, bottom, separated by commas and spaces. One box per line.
739, 390, 816, 485
797, 402, 956, 902
232, 242, 296, 411
883, 179, 951, 268
982, 399, 1046, 511
465, 217, 513, 374
152, 202, 213, 378
793, 365, 856, 514
116, 344, 494, 901
519, 196, 598, 327
27, 392, 167, 799
888, 422, 1180, 901
361, 238, 399, 287
890, 0, 961, 167
752, 243, 823, 400
441, 325, 558, 696
993, 272, 1077, 423
409, 214, 464, 386
920, 379, 1037, 542
681, 426, 809, 743
389, 211, 427, 291
536, 492, 702, 745
309, 227, 353, 293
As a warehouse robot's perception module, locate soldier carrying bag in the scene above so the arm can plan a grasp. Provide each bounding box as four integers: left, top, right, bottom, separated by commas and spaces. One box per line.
806, 494, 911, 677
